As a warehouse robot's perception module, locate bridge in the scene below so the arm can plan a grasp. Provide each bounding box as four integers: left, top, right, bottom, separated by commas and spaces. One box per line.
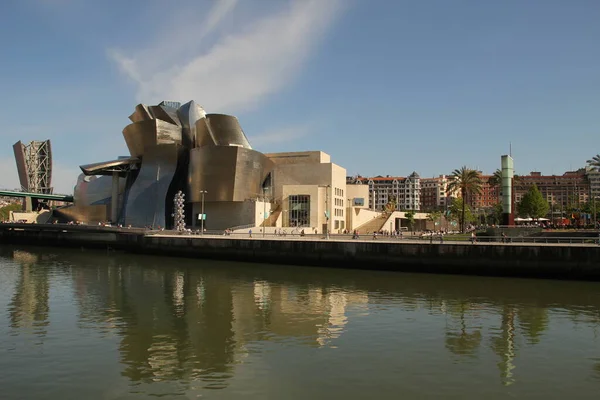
0, 189, 73, 203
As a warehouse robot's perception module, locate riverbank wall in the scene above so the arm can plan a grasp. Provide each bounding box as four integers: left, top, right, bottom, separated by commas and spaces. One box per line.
1, 224, 600, 281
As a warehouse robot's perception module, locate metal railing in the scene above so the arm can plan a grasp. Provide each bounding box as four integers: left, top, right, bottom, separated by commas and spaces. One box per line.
146, 230, 600, 245
2, 222, 598, 245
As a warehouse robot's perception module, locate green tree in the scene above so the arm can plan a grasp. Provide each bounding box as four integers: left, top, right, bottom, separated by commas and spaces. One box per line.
492, 202, 503, 225
517, 184, 549, 219
583, 198, 600, 219
447, 167, 482, 232
427, 211, 442, 231
448, 197, 475, 230
0, 203, 21, 220
404, 210, 415, 233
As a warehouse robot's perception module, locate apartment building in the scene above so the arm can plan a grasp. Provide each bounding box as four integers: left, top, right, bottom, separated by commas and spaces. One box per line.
515, 170, 589, 209
347, 172, 421, 211
469, 175, 500, 210
420, 175, 452, 211
586, 167, 600, 201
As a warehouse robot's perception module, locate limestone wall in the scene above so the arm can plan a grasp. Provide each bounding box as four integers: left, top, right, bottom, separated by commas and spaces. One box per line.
2, 224, 600, 281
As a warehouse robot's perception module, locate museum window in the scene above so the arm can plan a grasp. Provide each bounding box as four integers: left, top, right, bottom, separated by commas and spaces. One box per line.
288, 195, 310, 227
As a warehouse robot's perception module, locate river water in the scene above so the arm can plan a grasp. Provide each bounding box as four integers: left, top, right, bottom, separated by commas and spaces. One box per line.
1, 246, 600, 399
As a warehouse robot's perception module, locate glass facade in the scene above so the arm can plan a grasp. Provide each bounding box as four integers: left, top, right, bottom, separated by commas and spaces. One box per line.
288, 195, 310, 227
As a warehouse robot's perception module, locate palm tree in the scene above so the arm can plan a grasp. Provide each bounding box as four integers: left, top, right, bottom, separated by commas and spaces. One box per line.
488, 168, 503, 189
447, 167, 482, 232
587, 154, 600, 171
489, 168, 522, 191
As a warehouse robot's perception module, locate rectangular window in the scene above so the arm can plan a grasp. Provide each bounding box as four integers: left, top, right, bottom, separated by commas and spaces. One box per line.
288, 195, 310, 227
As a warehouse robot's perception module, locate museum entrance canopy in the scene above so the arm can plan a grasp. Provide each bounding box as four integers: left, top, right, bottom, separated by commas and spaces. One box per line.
79, 157, 140, 177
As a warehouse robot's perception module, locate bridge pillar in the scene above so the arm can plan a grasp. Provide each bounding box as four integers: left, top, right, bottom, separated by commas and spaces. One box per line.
24, 197, 32, 212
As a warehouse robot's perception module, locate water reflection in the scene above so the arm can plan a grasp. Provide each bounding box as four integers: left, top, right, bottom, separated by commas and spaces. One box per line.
2, 246, 600, 396
490, 306, 517, 386
444, 300, 482, 358
7, 250, 50, 337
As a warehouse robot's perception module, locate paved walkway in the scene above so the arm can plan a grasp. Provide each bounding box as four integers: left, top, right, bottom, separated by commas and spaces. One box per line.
149, 233, 600, 247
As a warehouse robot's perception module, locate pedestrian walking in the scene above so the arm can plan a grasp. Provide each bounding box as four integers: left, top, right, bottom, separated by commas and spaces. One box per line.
249, 229, 252, 238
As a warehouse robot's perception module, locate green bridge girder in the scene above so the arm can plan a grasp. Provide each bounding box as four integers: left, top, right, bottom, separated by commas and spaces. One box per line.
0, 190, 73, 202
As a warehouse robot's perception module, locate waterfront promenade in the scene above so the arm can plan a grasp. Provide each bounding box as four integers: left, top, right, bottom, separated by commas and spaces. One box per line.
152, 231, 600, 246
2, 223, 600, 280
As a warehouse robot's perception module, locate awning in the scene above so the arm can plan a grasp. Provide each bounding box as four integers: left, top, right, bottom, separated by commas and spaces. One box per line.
79, 157, 140, 177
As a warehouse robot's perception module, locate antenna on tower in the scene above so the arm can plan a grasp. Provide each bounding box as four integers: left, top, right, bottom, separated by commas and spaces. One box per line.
509, 142, 512, 157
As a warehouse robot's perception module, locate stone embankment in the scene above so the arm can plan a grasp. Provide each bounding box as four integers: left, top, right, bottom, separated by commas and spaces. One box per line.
1, 224, 600, 281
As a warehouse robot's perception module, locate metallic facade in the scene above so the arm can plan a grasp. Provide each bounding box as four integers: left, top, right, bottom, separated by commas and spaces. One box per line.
195, 114, 252, 149
13, 140, 53, 194
188, 146, 273, 203
122, 144, 181, 228
63, 100, 272, 228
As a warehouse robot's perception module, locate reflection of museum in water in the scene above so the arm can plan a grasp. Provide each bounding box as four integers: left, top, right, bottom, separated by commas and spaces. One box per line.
58, 100, 358, 232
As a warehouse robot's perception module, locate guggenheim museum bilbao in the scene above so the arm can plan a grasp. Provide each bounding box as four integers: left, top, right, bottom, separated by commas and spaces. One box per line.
58, 100, 369, 233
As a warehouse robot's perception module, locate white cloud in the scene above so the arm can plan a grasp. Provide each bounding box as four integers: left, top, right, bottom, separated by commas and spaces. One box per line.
109, 0, 343, 113
0, 157, 79, 194
198, 0, 239, 41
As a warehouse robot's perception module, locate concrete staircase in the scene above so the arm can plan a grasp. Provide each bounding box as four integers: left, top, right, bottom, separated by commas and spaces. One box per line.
261, 205, 281, 227
355, 215, 388, 234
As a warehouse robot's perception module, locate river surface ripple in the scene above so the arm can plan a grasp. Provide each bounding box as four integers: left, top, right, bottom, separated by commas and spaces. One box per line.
1, 246, 600, 399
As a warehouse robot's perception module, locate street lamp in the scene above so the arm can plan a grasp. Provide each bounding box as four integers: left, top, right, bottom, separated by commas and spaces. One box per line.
199, 190, 207, 235
262, 186, 267, 238
347, 198, 352, 233
325, 185, 330, 239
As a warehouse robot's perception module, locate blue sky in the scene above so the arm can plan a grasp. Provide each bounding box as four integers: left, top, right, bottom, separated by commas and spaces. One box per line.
1, 0, 599, 193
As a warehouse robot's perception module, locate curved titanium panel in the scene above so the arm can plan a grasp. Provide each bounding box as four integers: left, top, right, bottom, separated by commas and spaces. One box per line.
73, 174, 126, 206
123, 144, 180, 228
204, 114, 252, 149
123, 120, 182, 157
128, 104, 152, 123
194, 117, 216, 148
188, 146, 273, 202
79, 157, 140, 176
177, 100, 207, 148
149, 105, 181, 126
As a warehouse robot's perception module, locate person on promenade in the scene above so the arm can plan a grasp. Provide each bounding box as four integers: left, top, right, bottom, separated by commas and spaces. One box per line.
470, 231, 477, 244
373, 231, 377, 240
249, 229, 252, 238
300, 229, 305, 237
501, 232, 507, 243
439, 231, 444, 243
